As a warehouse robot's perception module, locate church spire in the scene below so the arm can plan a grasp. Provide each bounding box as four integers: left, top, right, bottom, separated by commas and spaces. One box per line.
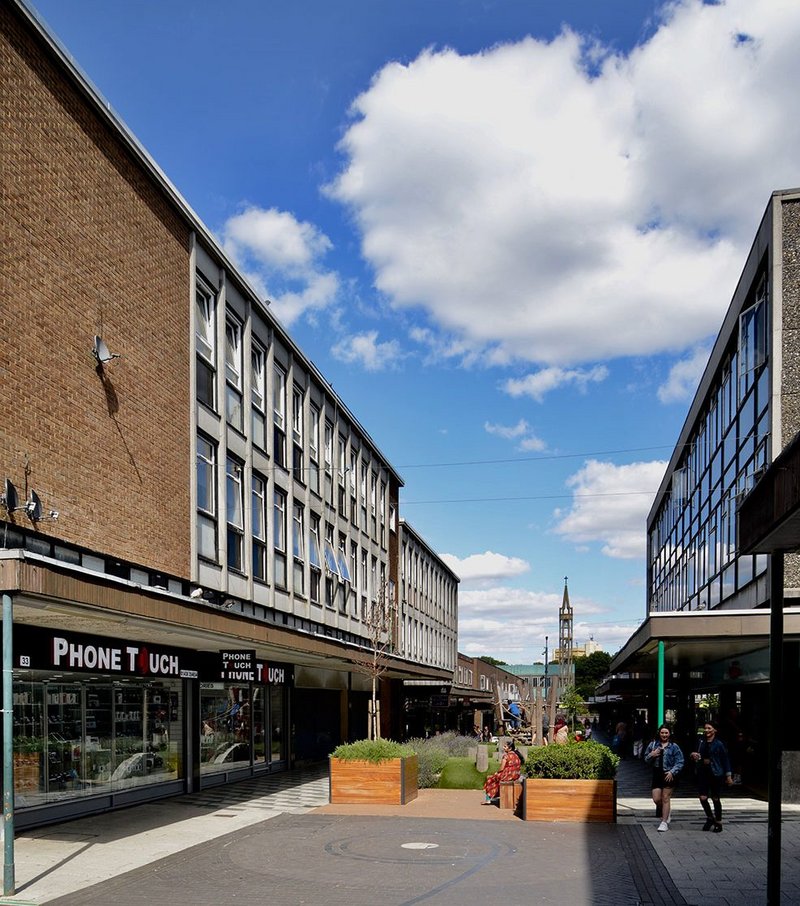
559, 575, 574, 686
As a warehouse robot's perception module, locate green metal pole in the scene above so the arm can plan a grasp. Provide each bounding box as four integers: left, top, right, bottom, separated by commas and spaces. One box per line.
2, 593, 14, 896
657, 640, 665, 727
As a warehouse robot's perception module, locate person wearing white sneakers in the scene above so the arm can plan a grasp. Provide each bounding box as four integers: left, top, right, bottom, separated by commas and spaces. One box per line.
644, 724, 685, 832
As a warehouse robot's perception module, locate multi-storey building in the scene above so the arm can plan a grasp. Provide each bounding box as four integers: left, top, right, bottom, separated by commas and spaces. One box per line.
396, 520, 459, 735
609, 189, 800, 788
1, 0, 454, 827
397, 520, 459, 673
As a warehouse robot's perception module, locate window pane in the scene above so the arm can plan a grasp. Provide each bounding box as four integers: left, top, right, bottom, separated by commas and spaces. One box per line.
198, 514, 216, 559
226, 459, 243, 528
226, 386, 243, 432
252, 410, 266, 449
197, 438, 214, 514
273, 491, 286, 551
225, 316, 241, 387
195, 288, 214, 360
293, 505, 304, 559
196, 359, 215, 408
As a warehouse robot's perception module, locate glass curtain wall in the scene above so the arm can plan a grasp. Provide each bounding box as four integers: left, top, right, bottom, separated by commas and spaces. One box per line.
649, 281, 770, 613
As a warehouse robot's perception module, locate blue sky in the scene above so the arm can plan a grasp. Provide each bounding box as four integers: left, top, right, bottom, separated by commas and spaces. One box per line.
29, 0, 800, 661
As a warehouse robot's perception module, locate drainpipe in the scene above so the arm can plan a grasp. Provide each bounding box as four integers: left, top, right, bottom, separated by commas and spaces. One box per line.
2, 592, 14, 896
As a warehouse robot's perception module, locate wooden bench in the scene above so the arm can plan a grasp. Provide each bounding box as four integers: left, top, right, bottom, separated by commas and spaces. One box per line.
500, 779, 523, 814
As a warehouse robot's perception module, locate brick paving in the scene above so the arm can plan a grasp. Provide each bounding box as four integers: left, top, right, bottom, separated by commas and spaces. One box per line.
3, 754, 800, 905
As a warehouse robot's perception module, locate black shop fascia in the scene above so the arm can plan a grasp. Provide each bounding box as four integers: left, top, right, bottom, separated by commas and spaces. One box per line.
14, 625, 199, 679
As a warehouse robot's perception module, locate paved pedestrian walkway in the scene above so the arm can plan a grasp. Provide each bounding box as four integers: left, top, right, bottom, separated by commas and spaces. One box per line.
1, 753, 799, 904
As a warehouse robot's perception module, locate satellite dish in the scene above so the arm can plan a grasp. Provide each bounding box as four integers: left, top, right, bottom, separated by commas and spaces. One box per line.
1, 478, 18, 512
92, 335, 120, 365
25, 490, 42, 522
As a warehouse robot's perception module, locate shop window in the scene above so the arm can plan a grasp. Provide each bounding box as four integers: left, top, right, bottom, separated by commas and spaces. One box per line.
200, 685, 252, 775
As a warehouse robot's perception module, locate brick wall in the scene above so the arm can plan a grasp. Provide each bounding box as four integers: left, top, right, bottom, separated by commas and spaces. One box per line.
1, 5, 192, 576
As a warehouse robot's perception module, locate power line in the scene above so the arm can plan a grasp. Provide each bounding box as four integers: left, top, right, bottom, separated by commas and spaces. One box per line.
397, 443, 679, 470
402, 490, 657, 505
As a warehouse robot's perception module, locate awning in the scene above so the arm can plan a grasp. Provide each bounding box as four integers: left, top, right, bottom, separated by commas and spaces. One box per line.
609, 608, 800, 675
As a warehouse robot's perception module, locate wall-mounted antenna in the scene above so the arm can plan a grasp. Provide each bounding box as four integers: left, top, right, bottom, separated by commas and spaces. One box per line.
0, 478, 18, 513
20, 489, 58, 523
92, 335, 121, 366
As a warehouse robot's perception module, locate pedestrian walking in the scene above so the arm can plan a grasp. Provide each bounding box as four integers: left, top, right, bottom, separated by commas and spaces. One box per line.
644, 724, 684, 831
690, 720, 733, 832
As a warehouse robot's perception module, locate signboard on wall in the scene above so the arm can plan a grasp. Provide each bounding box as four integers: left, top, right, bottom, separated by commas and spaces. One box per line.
14, 625, 199, 678
220, 650, 256, 681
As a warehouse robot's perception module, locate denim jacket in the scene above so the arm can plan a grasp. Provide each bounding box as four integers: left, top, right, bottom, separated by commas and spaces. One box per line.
697, 737, 731, 778
644, 740, 685, 776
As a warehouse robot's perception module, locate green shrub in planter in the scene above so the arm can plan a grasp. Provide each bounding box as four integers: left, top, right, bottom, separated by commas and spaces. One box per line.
406, 733, 479, 788
331, 738, 415, 764
523, 740, 619, 781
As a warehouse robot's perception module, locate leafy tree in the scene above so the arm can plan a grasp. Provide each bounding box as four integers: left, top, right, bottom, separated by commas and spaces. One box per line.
560, 685, 588, 730
574, 651, 611, 700
478, 655, 508, 666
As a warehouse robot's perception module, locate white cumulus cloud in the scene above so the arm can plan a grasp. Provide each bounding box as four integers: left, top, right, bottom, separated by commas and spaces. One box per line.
440, 550, 530, 584
658, 345, 711, 403
484, 419, 546, 451
330, 330, 404, 371
554, 459, 667, 559
327, 0, 800, 366
221, 206, 339, 325
457, 586, 637, 660
504, 366, 610, 402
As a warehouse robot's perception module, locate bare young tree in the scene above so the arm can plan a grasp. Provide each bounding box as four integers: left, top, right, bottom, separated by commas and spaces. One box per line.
348, 580, 396, 739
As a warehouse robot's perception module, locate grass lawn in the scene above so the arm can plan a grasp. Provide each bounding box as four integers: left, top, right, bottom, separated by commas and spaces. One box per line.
436, 756, 500, 790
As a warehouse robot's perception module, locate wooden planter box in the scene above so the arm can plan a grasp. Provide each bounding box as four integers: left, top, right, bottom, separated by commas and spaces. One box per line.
329, 755, 418, 804
523, 778, 616, 823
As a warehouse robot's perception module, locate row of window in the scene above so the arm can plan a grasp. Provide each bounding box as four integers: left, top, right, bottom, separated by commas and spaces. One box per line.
197, 280, 392, 541
197, 435, 389, 611
400, 545, 458, 626
649, 279, 770, 613
399, 617, 456, 670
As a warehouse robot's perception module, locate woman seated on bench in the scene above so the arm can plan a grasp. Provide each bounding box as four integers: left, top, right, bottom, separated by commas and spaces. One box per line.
483, 741, 522, 804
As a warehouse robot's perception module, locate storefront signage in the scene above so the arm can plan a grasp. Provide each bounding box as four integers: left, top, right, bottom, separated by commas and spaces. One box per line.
220, 650, 256, 681
258, 663, 286, 684
14, 626, 198, 679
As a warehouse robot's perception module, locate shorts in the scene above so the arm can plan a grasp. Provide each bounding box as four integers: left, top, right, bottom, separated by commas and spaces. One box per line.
651, 767, 676, 790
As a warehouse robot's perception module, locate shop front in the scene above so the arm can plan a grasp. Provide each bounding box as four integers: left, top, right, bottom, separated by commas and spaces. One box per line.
6, 625, 292, 828
9, 625, 194, 826
198, 650, 289, 782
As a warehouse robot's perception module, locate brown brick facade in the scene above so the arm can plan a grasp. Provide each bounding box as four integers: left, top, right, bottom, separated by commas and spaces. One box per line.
1, 4, 191, 576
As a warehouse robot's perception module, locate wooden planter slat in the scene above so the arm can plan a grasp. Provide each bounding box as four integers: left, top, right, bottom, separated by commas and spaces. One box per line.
329, 755, 418, 805
523, 778, 616, 822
